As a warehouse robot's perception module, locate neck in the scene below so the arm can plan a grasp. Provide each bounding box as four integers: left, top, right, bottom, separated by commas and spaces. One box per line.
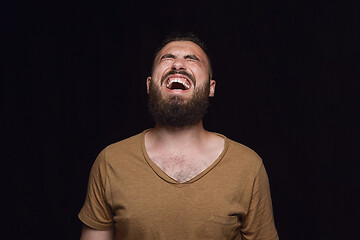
147, 121, 208, 149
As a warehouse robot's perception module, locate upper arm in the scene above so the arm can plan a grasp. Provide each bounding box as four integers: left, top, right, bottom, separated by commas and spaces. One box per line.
78, 150, 114, 231
241, 164, 279, 240
80, 224, 114, 240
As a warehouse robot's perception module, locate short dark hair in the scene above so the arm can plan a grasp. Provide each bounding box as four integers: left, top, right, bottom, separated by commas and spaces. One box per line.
151, 32, 213, 79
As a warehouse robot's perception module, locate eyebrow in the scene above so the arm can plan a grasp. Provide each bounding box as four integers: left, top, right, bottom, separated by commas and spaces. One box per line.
184, 55, 200, 61
160, 54, 176, 60
160, 54, 200, 61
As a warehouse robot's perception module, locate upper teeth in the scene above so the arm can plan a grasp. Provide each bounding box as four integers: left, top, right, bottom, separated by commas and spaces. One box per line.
166, 78, 190, 89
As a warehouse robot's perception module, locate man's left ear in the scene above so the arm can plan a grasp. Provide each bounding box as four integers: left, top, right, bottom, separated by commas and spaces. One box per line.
209, 79, 216, 97
146, 77, 151, 94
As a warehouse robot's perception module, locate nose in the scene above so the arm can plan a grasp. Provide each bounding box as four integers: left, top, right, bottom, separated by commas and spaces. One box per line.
171, 58, 186, 71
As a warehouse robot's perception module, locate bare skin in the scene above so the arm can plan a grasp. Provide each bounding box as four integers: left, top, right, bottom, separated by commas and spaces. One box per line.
80, 225, 114, 240
145, 122, 224, 183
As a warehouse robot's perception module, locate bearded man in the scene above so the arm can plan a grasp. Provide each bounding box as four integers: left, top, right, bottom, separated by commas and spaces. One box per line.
79, 33, 279, 240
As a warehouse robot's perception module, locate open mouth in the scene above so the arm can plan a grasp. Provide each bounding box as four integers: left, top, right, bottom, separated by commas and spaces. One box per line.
166, 77, 191, 90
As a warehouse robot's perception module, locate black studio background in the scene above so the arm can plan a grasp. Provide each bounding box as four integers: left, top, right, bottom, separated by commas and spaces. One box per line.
3, 0, 359, 239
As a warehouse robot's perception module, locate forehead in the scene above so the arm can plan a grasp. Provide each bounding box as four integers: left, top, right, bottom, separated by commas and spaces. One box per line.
157, 41, 208, 60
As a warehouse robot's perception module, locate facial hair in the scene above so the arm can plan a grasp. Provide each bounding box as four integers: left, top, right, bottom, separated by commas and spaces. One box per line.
148, 79, 210, 127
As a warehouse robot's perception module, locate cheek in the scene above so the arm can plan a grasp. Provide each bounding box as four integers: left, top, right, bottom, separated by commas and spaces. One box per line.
153, 65, 170, 78
190, 63, 208, 76
194, 68, 210, 81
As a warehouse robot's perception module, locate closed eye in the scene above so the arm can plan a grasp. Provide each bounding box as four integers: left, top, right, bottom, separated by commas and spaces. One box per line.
184, 55, 200, 61
160, 54, 176, 60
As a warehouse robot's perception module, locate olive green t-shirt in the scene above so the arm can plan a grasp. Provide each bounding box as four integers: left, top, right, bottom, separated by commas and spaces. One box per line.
79, 130, 278, 240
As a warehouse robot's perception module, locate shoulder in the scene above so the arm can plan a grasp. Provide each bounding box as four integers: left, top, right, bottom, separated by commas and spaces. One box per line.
105, 131, 144, 153
221, 136, 264, 174
97, 130, 147, 166
227, 138, 262, 161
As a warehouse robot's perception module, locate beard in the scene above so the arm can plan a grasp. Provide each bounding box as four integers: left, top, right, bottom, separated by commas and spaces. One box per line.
148, 80, 210, 127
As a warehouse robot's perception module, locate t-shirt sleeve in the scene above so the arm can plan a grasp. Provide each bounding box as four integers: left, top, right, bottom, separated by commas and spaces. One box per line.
240, 164, 279, 240
78, 150, 114, 230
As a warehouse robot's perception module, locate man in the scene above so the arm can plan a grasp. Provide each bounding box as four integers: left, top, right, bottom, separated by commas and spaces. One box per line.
79, 33, 279, 240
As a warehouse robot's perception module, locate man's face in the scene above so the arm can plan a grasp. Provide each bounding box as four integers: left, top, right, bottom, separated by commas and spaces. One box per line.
147, 41, 215, 102
147, 41, 216, 127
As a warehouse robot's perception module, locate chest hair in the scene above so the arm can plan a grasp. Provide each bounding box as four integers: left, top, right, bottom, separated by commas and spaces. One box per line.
151, 153, 216, 183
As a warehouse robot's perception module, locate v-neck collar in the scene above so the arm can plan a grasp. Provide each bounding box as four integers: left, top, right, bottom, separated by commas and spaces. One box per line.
140, 129, 229, 187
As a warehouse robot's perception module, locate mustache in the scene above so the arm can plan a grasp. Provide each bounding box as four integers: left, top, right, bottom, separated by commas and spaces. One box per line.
161, 70, 195, 86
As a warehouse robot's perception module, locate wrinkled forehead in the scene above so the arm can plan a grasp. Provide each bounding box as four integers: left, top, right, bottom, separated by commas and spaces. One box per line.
156, 41, 209, 64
